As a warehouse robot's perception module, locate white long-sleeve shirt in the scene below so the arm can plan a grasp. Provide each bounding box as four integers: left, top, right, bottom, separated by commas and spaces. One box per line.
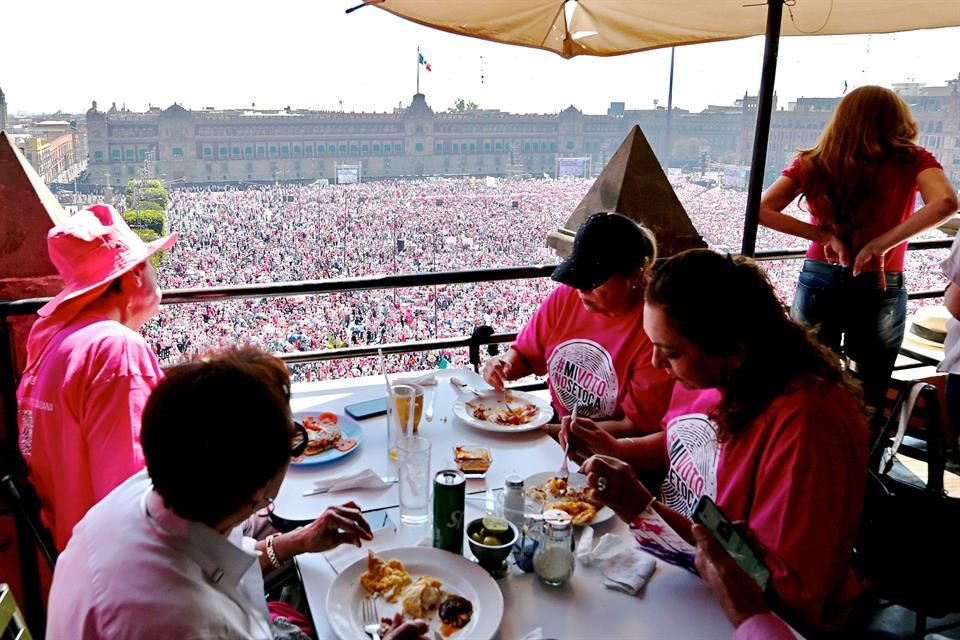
47, 470, 288, 640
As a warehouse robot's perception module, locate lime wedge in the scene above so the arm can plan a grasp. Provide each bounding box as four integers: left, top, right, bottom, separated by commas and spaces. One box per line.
482, 516, 509, 534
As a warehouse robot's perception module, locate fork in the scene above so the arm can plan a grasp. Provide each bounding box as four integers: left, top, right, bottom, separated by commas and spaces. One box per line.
362, 596, 381, 640
558, 405, 576, 481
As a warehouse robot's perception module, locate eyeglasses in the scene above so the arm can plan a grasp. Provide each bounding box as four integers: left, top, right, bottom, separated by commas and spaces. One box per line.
290, 421, 308, 458
255, 497, 275, 518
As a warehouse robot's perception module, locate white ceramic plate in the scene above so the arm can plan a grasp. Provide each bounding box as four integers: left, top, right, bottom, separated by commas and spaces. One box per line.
290, 413, 362, 467
524, 471, 616, 526
326, 546, 504, 640
452, 390, 553, 433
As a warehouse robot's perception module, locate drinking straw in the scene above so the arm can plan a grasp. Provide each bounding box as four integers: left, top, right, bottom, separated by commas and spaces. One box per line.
378, 348, 394, 398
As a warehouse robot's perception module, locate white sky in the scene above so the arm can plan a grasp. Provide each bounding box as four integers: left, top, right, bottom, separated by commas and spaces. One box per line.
2, 1, 958, 116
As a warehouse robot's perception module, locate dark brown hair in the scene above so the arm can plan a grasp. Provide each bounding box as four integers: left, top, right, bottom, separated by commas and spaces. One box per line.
142, 347, 293, 526
645, 249, 862, 438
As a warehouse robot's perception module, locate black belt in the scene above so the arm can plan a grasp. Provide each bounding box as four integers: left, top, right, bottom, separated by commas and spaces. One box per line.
801, 259, 904, 289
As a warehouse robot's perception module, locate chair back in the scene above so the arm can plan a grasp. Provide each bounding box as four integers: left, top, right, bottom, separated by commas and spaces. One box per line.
858, 380, 960, 624
0, 583, 33, 640
0, 475, 57, 571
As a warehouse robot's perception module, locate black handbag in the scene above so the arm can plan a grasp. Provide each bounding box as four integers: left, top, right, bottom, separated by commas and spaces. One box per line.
856, 381, 960, 619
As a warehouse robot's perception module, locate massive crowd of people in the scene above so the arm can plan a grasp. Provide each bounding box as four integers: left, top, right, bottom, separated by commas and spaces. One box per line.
143, 177, 949, 381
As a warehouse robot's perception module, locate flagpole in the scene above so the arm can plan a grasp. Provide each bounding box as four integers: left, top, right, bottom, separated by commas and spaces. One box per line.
417, 46, 420, 94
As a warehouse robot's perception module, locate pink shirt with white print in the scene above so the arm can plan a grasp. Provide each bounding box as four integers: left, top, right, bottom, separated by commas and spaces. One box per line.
632, 382, 868, 630
512, 284, 673, 431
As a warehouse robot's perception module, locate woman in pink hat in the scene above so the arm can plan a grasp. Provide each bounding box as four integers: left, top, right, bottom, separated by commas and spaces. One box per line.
17, 203, 177, 550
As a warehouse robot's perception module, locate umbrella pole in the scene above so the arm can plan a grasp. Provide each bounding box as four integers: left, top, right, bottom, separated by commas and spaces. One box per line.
740, 0, 784, 257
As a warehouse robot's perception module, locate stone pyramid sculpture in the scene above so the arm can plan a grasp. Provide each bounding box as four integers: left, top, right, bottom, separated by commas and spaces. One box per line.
547, 125, 706, 258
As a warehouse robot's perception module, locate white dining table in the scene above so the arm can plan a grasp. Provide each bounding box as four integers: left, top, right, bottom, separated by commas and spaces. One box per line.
276, 368, 563, 523
283, 368, 746, 640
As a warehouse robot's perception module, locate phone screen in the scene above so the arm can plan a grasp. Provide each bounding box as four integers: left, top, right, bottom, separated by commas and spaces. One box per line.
344, 397, 388, 420
693, 495, 771, 592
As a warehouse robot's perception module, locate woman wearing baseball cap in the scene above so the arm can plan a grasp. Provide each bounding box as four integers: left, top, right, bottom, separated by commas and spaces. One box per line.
482, 212, 674, 446
17, 203, 177, 550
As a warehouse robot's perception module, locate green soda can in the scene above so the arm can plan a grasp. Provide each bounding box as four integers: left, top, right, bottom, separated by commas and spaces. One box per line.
433, 469, 466, 553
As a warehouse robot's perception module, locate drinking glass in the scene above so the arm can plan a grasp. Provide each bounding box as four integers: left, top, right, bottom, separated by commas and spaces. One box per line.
387, 384, 424, 462
398, 435, 431, 525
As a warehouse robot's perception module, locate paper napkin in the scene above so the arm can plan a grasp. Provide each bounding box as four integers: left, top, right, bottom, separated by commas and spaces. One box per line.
311, 468, 393, 493
602, 549, 657, 595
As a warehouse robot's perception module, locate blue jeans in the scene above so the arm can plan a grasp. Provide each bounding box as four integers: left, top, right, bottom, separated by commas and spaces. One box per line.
791, 260, 908, 418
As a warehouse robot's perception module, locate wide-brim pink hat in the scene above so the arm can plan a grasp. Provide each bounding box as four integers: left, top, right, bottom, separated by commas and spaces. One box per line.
38, 203, 178, 317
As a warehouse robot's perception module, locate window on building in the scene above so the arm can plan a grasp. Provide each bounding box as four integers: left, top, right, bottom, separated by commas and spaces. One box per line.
270, 146, 278, 155
384, 144, 392, 153
396, 144, 403, 154
94, 151, 104, 162
566, 141, 574, 150
373, 143, 381, 152
524, 143, 531, 152
495, 142, 502, 152
362, 144, 369, 152
293, 145, 301, 155
305, 145, 313, 154
549, 142, 556, 152
470, 143, 476, 153
435, 143, 442, 153
415, 143, 424, 152
257, 146, 265, 156
244, 146, 253, 156
219, 147, 228, 157
232, 146, 241, 156
350, 144, 358, 153
484, 143, 491, 152
172, 147, 183, 158
318, 145, 325, 154
415, 125, 424, 135
339, 144, 347, 153
111, 149, 121, 160
281, 145, 289, 154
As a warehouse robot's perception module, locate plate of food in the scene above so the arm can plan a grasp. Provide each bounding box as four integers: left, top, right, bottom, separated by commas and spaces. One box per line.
290, 411, 361, 467
524, 471, 615, 526
453, 390, 553, 433
326, 548, 503, 640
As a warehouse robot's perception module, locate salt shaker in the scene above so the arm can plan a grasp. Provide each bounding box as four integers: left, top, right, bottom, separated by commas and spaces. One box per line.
533, 509, 575, 586
502, 474, 525, 529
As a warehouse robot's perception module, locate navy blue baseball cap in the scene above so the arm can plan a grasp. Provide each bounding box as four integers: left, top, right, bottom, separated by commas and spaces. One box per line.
551, 212, 655, 290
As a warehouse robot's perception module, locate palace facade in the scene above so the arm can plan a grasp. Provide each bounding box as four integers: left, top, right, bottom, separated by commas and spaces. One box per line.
85, 80, 960, 188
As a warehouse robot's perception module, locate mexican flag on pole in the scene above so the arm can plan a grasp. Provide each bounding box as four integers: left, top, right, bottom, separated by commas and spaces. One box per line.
418, 53, 432, 72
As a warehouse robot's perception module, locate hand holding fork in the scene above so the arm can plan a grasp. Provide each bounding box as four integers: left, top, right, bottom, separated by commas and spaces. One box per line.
558, 404, 577, 481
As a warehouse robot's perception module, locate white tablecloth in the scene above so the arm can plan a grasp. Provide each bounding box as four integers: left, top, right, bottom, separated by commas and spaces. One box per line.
276, 369, 563, 522
297, 501, 737, 640
284, 368, 743, 640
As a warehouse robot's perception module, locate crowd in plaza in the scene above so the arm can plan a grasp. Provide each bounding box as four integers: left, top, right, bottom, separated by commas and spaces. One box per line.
143, 177, 950, 381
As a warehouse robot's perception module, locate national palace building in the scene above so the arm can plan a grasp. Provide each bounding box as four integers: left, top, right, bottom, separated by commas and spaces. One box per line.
84, 80, 960, 188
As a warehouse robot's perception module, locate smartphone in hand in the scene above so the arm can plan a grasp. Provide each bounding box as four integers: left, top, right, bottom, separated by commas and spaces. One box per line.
692, 495, 771, 592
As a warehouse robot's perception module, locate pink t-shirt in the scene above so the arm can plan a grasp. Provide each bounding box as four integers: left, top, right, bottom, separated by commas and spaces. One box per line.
782, 147, 942, 272
657, 382, 868, 629
18, 313, 163, 550
513, 284, 673, 431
